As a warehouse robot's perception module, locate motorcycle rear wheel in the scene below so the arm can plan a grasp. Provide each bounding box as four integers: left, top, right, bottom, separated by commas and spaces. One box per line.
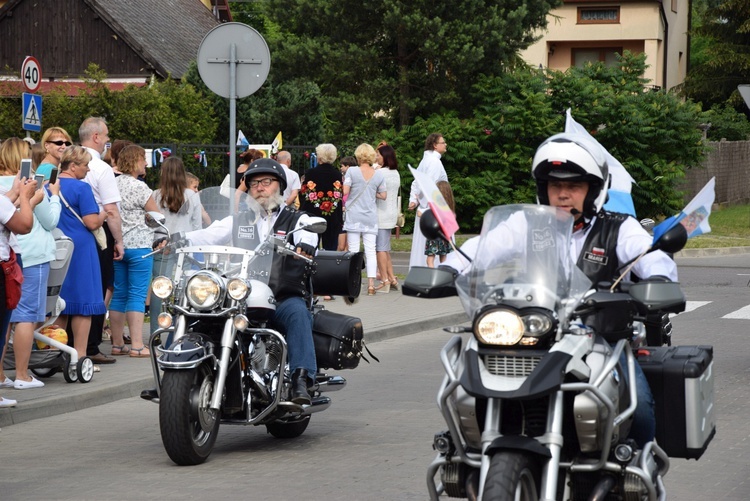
159, 365, 220, 465
482, 451, 540, 501
266, 415, 310, 439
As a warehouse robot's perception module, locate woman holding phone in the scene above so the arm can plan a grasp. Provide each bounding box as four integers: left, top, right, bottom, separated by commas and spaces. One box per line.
34, 126, 73, 181
0, 137, 56, 389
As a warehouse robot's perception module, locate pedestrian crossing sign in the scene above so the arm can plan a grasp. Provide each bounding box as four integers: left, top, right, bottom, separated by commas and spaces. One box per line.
22, 92, 42, 132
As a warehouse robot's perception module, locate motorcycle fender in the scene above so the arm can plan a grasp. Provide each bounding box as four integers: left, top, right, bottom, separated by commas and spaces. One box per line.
158, 333, 215, 370
459, 348, 571, 400
485, 435, 551, 459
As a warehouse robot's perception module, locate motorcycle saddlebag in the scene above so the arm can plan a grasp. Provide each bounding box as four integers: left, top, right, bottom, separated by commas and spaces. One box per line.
312, 251, 364, 298
636, 345, 716, 459
313, 309, 365, 370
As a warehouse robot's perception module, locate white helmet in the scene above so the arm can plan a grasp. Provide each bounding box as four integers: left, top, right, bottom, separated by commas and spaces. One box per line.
245, 279, 276, 320
532, 133, 610, 218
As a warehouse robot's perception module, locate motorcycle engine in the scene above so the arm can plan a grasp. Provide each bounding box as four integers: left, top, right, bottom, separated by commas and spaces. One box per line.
251, 337, 282, 375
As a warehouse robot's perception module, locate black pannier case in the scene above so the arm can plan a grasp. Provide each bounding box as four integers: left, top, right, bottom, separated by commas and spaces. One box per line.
312, 251, 364, 298
636, 345, 716, 459
313, 309, 364, 370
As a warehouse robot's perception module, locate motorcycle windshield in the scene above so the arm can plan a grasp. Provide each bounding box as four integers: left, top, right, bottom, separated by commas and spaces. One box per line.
156, 187, 274, 285
455, 204, 592, 322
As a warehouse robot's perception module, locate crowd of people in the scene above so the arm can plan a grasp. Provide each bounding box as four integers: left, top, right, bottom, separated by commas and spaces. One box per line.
0, 123, 450, 407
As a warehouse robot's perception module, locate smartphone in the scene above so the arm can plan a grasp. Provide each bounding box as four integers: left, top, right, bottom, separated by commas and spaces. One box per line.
34, 174, 45, 186
20, 159, 32, 180
49, 168, 58, 184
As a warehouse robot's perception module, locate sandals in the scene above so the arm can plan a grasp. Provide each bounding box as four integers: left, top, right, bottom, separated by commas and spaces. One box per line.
111, 345, 131, 356
129, 346, 151, 358
390, 279, 399, 291
374, 281, 390, 294
367, 286, 376, 296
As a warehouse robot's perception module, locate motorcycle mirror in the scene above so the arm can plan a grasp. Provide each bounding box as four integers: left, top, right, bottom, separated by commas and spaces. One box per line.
652, 223, 688, 254
299, 217, 328, 234
420, 209, 446, 241
145, 211, 167, 229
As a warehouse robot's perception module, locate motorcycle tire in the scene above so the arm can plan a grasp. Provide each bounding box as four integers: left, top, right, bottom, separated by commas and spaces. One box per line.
159, 365, 220, 465
482, 451, 540, 501
266, 415, 310, 439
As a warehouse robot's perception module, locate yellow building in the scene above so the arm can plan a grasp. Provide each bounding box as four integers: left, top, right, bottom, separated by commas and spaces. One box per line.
521, 1, 690, 91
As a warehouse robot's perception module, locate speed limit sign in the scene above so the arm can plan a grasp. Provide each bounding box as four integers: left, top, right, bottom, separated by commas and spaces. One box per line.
21, 56, 42, 93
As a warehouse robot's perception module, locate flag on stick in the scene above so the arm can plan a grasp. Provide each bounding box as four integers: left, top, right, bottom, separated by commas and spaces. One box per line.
409, 165, 459, 240
236, 130, 249, 148
652, 177, 715, 243
271, 131, 283, 154
564, 109, 636, 216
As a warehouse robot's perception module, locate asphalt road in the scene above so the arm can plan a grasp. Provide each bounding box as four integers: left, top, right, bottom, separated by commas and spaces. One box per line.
0, 257, 748, 500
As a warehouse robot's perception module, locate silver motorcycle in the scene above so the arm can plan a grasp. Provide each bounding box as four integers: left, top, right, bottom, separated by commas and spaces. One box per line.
405, 205, 716, 500
142, 188, 349, 465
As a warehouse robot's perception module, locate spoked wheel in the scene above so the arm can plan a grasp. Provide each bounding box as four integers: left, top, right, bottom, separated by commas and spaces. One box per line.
482, 451, 540, 501
266, 415, 310, 439
76, 356, 94, 383
159, 364, 220, 465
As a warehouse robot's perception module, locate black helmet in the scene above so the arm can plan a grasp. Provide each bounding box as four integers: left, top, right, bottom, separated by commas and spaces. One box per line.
242, 158, 287, 192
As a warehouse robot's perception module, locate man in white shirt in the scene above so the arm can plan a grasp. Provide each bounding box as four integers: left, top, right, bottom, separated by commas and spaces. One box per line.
78, 117, 124, 365
276, 150, 301, 207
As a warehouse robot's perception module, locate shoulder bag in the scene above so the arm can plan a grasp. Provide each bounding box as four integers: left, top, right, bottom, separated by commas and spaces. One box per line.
59, 191, 107, 250
1, 249, 23, 309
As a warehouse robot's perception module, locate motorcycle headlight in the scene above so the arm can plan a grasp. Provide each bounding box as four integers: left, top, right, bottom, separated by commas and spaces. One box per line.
151, 276, 173, 299
474, 309, 525, 346
186, 271, 224, 310
523, 312, 553, 336
227, 278, 250, 301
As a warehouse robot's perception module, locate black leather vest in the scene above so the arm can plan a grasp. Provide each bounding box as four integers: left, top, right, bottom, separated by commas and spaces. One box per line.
576, 210, 628, 286
232, 206, 310, 301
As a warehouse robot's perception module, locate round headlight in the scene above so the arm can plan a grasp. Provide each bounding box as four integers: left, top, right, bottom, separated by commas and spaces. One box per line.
227, 278, 250, 301
475, 309, 525, 346
151, 276, 173, 299
523, 313, 553, 336
186, 272, 223, 310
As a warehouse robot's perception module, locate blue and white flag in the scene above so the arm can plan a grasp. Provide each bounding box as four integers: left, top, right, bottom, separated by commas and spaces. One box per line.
565, 109, 636, 217
652, 177, 715, 243
237, 130, 249, 148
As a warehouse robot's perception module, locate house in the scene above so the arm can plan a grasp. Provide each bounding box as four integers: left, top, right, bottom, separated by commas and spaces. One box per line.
520, 0, 691, 91
0, 0, 224, 94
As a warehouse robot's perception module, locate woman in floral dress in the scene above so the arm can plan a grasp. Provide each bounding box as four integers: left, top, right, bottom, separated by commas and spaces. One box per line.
299, 143, 343, 251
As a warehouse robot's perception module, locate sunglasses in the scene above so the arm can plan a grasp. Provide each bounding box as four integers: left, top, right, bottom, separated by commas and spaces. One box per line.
47, 140, 72, 146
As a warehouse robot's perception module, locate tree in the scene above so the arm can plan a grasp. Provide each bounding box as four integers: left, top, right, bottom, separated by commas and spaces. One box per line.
258, 0, 562, 139
681, 0, 750, 111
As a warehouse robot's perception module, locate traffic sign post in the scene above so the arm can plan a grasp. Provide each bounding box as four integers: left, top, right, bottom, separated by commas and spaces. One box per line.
21, 56, 42, 93
22, 93, 42, 132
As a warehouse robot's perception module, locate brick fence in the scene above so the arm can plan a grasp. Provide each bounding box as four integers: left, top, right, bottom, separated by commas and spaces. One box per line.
682, 140, 750, 206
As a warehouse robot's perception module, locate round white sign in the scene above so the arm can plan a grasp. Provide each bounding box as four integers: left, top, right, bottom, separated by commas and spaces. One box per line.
21, 56, 42, 93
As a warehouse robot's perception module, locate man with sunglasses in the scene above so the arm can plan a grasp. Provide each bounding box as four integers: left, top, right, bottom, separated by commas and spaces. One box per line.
78, 117, 124, 366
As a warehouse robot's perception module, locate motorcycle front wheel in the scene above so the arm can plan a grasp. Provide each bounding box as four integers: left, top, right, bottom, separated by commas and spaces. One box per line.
159, 364, 220, 465
266, 415, 310, 439
482, 451, 540, 501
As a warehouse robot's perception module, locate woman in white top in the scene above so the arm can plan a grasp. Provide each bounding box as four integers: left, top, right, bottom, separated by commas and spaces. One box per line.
373, 143, 401, 293
343, 144, 386, 295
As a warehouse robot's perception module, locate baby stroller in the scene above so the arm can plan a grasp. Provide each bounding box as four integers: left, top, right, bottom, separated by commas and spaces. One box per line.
3, 229, 95, 383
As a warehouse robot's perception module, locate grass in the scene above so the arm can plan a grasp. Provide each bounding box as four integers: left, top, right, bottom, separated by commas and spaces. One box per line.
388, 205, 750, 251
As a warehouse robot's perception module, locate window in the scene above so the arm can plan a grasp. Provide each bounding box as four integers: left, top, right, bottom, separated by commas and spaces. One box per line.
578, 7, 620, 24
572, 48, 622, 68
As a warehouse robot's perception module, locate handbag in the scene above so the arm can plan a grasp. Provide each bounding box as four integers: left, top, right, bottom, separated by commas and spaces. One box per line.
396, 188, 405, 227
1, 249, 23, 309
58, 192, 108, 250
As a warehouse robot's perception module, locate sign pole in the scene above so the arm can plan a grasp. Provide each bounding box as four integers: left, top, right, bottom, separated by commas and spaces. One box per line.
229, 43, 237, 214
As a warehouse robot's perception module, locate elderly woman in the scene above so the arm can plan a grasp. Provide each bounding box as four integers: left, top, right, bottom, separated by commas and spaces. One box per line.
108, 145, 159, 358
299, 143, 344, 251
55, 146, 108, 360
343, 143, 386, 295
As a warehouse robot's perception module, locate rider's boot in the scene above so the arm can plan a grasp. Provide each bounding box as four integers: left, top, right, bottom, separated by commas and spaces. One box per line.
291, 368, 311, 405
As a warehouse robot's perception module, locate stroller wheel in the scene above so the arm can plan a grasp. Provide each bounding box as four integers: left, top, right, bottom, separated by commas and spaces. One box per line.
62, 354, 78, 383
77, 357, 94, 383
31, 367, 60, 378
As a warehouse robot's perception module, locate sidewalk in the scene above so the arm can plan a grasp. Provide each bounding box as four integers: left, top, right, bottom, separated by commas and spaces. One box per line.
0, 287, 466, 428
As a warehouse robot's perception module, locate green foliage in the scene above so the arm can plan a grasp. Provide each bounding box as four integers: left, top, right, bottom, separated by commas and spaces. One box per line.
701, 103, 750, 141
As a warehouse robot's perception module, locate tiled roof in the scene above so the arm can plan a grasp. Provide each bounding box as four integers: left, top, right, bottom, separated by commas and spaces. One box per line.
87, 0, 220, 78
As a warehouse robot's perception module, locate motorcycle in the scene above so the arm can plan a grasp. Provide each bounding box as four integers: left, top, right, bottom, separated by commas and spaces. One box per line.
142, 188, 361, 465
404, 205, 716, 500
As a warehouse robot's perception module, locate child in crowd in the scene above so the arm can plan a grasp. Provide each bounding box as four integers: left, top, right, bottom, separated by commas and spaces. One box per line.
186, 172, 211, 227
424, 180, 455, 268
